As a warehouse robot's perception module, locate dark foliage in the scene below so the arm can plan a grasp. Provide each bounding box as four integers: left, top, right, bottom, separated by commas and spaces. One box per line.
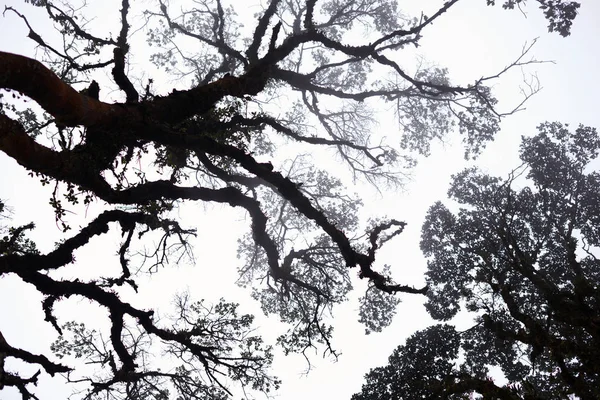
486, 0, 580, 37
353, 122, 600, 399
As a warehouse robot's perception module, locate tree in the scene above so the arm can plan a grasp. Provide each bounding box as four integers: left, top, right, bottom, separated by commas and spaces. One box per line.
0, 0, 580, 398
352, 122, 600, 400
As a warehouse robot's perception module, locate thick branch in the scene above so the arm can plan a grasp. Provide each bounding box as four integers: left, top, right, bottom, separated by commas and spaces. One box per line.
0, 52, 126, 127
0, 331, 70, 376
0, 114, 112, 191
0, 52, 269, 128
247, 0, 282, 63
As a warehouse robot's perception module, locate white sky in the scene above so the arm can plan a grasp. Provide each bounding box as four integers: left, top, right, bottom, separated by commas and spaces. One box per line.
1, 0, 599, 399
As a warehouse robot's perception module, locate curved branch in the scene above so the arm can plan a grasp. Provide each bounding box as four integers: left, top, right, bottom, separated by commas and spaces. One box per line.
0, 114, 112, 191
0, 330, 70, 376
138, 126, 424, 294
0, 52, 269, 127
247, 0, 282, 63
0, 52, 128, 127
112, 47, 139, 103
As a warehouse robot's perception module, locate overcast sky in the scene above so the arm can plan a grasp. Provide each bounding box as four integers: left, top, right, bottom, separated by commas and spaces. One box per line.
1, 0, 599, 399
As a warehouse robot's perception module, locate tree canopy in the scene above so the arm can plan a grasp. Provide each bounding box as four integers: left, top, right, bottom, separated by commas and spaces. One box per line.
352, 122, 600, 400
0, 0, 581, 399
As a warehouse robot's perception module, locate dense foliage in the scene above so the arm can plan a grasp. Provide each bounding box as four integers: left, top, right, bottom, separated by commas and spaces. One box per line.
353, 122, 600, 400
0, 0, 580, 398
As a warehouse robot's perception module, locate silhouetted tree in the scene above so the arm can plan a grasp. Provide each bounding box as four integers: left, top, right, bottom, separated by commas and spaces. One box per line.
353, 122, 600, 400
0, 0, 580, 398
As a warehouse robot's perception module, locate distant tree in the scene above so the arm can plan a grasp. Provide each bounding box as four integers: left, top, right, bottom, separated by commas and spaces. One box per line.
352, 122, 600, 400
0, 0, 579, 398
